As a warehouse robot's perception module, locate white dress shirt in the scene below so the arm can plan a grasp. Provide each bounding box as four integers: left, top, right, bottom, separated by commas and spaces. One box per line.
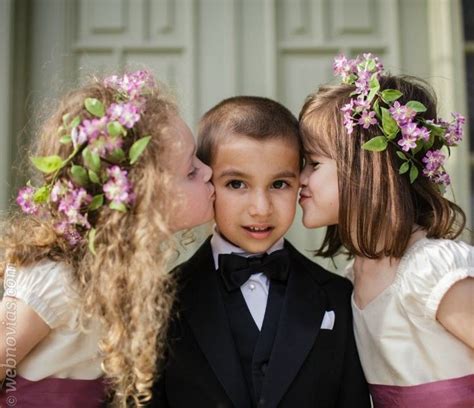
210, 229, 284, 330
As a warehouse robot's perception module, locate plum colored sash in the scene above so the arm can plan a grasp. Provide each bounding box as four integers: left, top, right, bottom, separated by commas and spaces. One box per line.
0, 375, 106, 407
369, 374, 474, 408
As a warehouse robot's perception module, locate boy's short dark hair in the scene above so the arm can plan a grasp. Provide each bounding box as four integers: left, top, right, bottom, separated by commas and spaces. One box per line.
197, 96, 301, 165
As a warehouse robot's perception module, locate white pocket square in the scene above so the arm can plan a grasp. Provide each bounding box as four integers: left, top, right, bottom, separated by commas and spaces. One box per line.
320, 310, 335, 330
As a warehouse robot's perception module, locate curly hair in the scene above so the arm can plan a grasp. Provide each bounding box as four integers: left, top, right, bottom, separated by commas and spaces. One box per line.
0, 77, 181, 406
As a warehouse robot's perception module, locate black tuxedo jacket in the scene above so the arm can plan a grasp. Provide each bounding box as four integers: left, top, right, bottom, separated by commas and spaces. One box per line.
149, 238, 370, 408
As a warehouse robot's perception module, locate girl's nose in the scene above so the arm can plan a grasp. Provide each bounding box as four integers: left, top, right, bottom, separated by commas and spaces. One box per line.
199, 159, 212, 183
299, 165, 310, 187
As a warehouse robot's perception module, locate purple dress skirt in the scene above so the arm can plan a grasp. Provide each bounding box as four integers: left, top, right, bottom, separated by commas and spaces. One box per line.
0, 375, 106, 407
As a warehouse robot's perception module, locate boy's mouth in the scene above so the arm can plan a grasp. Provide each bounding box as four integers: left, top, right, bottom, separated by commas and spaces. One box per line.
242, 225, 274, 239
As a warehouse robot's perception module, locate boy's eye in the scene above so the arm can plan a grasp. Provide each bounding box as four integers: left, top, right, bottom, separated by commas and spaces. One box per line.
272, 180, 288, 189
226, 180, 245, 189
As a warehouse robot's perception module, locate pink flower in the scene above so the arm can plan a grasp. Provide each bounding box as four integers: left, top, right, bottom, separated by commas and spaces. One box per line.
78, 117, 107, 142
355, 71, 371, 95
401, 122, 420, 139
358, 110, 378, 129
397, 134, 417, 152
422, 150, 445, 172
107, 103, 124, 120
16, 186, 39, 215
117, 103, 141, 129
389, 102, 416, 126
344, 117, 356, 135
104, 70, 155, 100
417, 126, 430, 141
445, 112, 465, 145
103, 166, 135, 206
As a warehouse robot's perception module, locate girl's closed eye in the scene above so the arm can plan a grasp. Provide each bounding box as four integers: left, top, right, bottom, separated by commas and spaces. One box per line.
226, 180, 246, 189
309, 161, 320, 171
187, 166, 198, 178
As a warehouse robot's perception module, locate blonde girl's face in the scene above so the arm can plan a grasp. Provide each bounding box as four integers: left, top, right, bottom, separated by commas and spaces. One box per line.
298, 153, 339, 228
166, 117, 215, 232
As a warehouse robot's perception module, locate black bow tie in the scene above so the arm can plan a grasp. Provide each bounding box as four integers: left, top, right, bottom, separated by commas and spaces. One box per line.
218, 249, 290, 292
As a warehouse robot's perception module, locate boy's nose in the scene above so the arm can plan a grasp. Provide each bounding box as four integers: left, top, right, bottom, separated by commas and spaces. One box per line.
249, 191, 272, 217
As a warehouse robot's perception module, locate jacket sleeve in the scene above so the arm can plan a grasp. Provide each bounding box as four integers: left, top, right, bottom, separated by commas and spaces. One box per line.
336, 284, 371, 408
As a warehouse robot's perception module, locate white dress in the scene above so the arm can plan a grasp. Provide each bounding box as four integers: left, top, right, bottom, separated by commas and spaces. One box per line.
346, 238, 474, 408
1, 260, 105, 407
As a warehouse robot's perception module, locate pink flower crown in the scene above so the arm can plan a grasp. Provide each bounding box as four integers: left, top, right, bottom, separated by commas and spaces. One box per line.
17, 70, 156, 251
333, 53, 464, 191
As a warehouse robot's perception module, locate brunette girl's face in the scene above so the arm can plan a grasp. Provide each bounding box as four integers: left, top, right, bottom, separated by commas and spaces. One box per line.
299, 153, 339, 228
166, 117, 215, 232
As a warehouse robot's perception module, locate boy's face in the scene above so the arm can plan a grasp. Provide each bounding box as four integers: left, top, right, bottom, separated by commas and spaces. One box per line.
211, 135, 300, 253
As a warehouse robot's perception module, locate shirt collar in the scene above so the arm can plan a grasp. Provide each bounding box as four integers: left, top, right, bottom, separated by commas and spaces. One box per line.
210, 225, 285, 270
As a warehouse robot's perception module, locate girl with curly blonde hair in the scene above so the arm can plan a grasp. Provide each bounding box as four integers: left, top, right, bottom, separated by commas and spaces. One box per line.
0, 71, 215, 407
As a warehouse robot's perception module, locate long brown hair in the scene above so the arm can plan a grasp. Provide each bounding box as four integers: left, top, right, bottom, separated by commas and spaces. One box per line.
1, 77, 179, 405
299, 75, 466, 259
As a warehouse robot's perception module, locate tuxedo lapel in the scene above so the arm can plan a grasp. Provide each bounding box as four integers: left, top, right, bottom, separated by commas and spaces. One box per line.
259, 243, 327, 407
180, 239, 251, 408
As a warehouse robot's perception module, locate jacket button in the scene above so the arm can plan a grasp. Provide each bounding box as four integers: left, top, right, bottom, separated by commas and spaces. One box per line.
260, 362, 268, 374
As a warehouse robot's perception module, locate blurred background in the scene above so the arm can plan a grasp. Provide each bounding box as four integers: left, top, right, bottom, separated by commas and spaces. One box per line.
0, 0, 472, 271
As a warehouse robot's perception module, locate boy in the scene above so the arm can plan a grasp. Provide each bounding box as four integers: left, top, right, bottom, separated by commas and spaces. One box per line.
151, 97, 370, 407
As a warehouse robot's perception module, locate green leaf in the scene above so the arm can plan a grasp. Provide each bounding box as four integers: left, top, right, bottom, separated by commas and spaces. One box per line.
62, 113, 71, 126
30, 155, 63, 174
381, 89, 403, 103
129, 136, 151, 165
108, 148, 126, 164
70, 116, 81, 129
381, 107, 399, 139
367, 75, 380, 104
33, 185, 50, 204
59, 135, 72, 144
409, 164, 419, 183
107, 121, 126, 137
70, 165, 89, 186
366, 59, 376, 72
88, 194, 104, 211
84, 98, 105, 118
406, 100, 427, 113
88, 228, 97, 255
399, 161, 410, 174
109, 201, 127, 212
82, 147, 101, 173
396, 151, 408, 161
411, 139, 424, 155
361, 136, 388, 152
373, 98, 381, 119
369, 74, 380, 91
88, 170, 101, 184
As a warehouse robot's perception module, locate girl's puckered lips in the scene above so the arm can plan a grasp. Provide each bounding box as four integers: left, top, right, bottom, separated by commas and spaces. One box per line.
299, 190, 312, 199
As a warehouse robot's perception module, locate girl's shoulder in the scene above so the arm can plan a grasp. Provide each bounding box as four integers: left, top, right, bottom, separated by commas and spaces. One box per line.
399, 237, 473, 274
397, 238, 473, 319
4, 259, 77, 329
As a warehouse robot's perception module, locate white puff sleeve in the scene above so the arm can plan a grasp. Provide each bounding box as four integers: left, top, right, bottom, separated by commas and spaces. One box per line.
3, 260, 75, 329
397, 239, 474, 320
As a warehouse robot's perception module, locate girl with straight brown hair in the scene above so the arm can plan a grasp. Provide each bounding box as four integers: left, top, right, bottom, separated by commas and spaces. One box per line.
299, 53, 473, 408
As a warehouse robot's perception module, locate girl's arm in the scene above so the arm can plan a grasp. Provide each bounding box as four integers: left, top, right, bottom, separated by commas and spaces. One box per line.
437, 277, 474, 348
0, 296, 50, 381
